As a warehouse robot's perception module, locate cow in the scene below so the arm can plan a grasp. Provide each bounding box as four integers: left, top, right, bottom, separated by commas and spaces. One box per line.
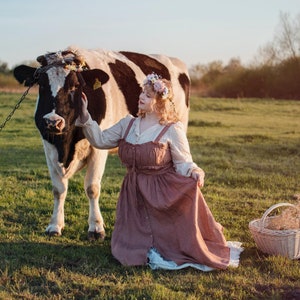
13, 46, 190, 240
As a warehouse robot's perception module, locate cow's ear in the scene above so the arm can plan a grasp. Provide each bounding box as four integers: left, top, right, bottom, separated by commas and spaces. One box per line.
37, 55, 47, 66
81, 69, 109, 90
13, 65, 37, 86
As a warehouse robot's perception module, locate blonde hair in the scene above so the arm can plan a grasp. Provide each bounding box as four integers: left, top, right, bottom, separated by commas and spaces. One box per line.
138, 78, 179, 125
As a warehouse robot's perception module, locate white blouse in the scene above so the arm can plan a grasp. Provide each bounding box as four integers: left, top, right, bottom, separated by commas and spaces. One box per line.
75, 114, 202, 177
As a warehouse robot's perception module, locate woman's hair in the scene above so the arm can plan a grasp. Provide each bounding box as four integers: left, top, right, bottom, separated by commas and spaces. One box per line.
138, 73, 179, 125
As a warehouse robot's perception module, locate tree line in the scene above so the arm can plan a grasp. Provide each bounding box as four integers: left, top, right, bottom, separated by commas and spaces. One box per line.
189, 12, 300, 100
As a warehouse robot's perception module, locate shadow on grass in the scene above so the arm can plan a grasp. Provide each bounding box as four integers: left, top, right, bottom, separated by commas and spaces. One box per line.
0, 240, 118, 274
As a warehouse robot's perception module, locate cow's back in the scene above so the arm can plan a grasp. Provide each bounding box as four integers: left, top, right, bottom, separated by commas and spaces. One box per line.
67, 46, 190, 130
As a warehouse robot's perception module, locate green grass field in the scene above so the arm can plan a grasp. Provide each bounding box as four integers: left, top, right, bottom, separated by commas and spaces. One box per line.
0, 92, 299, 299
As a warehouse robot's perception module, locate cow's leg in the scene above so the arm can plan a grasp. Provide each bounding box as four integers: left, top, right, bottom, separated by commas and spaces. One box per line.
46, 176, 68, 236
43, 141, 68, 236
85, 148, 108, 241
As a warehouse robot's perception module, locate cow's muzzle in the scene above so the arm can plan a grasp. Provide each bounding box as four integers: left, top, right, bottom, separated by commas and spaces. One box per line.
43, 110, 66, 134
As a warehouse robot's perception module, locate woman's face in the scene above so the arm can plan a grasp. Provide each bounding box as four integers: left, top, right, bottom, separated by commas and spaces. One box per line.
138, 85, 157, 113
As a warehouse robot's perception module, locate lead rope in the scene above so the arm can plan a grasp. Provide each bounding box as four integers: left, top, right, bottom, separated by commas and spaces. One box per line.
0, 85, 33, 132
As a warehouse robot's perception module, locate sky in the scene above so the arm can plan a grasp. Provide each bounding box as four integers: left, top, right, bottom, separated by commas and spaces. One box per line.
0, 0, 299, 69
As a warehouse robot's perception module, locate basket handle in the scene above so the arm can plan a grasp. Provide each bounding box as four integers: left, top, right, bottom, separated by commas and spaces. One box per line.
260, 202, 299, 230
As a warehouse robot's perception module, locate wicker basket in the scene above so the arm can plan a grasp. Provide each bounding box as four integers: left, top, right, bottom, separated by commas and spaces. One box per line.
249, 203, 300, 259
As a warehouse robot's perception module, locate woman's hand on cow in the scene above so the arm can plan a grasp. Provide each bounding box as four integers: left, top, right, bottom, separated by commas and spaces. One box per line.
80, 92, 89, 123
191, 168, 205, 188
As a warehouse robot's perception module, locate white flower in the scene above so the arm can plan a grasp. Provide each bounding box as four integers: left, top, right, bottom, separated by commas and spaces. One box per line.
144, 72, 169, 99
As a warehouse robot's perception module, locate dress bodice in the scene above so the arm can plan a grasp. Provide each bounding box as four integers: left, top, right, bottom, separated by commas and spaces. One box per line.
118, 118, 174, 174
118, 140, 173, 174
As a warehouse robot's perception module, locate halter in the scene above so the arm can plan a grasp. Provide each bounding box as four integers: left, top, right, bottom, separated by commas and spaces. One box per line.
32, 59, 89, 84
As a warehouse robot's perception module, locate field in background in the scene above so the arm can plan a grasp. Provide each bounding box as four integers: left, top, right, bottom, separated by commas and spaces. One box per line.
0, 92, 299, 299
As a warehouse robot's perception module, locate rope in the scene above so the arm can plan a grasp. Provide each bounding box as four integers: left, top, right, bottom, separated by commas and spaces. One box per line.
0, 85, 32, 132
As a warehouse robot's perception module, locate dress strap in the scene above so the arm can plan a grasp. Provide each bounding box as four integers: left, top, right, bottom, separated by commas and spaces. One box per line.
123, 118, 135, 139
154, 123, 173, 143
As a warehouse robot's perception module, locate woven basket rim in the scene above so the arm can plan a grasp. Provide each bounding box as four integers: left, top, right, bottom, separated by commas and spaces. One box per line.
249, 218, 300, 235
249, 202, 300, 233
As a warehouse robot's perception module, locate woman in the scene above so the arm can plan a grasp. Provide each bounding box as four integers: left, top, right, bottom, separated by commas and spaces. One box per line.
76, 72, 242, 270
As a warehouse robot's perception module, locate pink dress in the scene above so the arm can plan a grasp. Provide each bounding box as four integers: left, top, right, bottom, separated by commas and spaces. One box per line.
111, 118, 230, 269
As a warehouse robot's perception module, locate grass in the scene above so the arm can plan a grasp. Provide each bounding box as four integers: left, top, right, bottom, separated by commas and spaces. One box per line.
0, 92, 300, 299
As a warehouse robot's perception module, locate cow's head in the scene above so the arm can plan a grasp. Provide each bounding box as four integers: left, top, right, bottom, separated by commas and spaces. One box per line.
14, 50, 109, 166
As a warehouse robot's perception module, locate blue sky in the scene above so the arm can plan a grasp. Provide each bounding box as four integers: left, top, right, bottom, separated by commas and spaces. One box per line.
0, 0, 299, 69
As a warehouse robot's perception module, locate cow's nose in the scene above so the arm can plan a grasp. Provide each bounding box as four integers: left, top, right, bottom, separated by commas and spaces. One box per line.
43, 110, 66, 132
45, 118, 65, 131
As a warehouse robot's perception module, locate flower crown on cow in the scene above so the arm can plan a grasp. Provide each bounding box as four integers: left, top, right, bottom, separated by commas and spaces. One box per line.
144, 72, 170, 99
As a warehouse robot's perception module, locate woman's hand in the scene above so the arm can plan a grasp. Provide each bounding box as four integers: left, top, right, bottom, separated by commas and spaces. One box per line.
79, 92, 89, 123
191, 168, 205, 188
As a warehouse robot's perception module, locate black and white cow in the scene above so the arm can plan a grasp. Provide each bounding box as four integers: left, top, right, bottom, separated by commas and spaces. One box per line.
14, 46, 190, 240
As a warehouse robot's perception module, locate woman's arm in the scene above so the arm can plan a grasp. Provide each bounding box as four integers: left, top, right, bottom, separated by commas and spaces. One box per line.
168, 122, 205, 187
75, 114, 132, 149
75, 93, 133, 149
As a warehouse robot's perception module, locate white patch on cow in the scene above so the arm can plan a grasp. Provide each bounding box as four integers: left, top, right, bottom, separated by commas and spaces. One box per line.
47, 67, 70, 98
45, 51, 65, 65
42, 139, 88, 179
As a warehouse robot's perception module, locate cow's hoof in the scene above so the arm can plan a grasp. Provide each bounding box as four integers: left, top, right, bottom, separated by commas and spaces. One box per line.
88, 231, 105, 242
45, 231, 61, 237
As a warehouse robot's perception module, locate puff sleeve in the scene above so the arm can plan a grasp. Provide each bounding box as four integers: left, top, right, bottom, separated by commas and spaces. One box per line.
167, 122, 204, 177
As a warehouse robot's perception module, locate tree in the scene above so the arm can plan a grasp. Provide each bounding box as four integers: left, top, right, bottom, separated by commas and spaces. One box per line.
258, 12, 300, 65
0, 61, 10, 73
275, 12, 300, 59
223, 58, 243, 72
190, 60, 224, 84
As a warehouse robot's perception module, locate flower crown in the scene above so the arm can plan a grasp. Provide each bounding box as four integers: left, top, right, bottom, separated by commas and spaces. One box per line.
144, 72, 169, 99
